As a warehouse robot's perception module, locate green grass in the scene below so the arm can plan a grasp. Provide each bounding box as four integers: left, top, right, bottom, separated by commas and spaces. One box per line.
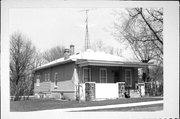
10, 97, 163, 112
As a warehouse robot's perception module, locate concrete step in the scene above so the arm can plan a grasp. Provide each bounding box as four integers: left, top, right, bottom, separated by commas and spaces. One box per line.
129, 90, 141, 98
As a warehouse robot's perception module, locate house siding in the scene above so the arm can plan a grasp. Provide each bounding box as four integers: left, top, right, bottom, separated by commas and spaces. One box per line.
34, 82, 51, 93
47, 62, 75, 82
34, 62, 77, 100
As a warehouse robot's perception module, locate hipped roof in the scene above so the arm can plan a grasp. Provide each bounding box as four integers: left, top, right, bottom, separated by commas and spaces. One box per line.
34, 49, 151, 71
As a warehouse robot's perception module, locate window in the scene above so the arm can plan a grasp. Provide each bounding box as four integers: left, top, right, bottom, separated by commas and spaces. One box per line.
125, 69, 132, 86
36, 75, 40, 86
83, 68, 91, 83
45, 73, 50, 82
45, 73, 47, 82
100, 68, 107, 83
48, 73, 50, 81
54, 72, 58, 87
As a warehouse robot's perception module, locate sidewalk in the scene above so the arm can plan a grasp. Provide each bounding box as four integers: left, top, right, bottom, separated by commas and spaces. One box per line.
37, 100, 163, 112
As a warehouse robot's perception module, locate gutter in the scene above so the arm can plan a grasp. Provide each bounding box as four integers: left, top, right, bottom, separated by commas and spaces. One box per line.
34, 59, 75, 72
76, 59, 153, 67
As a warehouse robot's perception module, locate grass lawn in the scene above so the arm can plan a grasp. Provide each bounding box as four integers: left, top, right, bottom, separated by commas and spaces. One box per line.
79, 104, 163, 112
10, 97, 163, 112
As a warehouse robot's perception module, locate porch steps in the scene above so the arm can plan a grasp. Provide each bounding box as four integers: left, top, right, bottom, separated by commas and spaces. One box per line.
129, 90, 141, 98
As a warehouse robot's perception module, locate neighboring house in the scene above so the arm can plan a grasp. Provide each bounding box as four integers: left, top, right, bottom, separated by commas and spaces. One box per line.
34, 45, 150, 101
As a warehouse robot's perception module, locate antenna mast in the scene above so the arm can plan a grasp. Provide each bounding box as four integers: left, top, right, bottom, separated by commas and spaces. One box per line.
79, 9, 96, 51
84, 9, 90, 51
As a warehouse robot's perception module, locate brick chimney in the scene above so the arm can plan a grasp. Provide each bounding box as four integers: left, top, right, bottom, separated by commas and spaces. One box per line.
70, 45, 75, 55
64, 49, 70, 60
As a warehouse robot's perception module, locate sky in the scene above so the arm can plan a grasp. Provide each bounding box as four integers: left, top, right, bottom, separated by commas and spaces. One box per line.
9, 8, 135, 60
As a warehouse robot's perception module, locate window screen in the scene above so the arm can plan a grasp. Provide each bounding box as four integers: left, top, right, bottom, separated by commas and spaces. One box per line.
83, 68, 91, 83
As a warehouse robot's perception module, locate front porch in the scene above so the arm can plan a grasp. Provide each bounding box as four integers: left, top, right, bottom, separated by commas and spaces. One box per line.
76, 60, 150, 101
77, 65, 139, 89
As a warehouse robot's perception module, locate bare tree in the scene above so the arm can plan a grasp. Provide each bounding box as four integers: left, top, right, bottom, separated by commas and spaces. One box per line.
114, 8, 163, 62
113, 8, 163, 82
33, 51, 46, 68
91, 40, 105, 52
91, 40, 123, 56
10, 32, 36, 101
105, 46, 123, 57
42, 46, 65, 63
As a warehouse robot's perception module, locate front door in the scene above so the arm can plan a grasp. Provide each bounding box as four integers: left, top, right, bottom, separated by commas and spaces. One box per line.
125, 69, 132, 87
114, 71, 119, 83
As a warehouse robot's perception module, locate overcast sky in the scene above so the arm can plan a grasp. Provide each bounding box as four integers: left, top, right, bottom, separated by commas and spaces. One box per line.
9, 8, 135, 60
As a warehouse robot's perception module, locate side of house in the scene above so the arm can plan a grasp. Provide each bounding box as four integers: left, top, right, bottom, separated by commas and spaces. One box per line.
34, 61, 78, 100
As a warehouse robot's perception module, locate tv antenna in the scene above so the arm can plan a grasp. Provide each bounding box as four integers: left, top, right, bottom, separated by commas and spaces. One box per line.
79, 9, 96, 51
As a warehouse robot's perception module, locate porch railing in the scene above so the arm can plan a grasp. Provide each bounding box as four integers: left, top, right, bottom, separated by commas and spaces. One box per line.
79, 82, 125, 101
78, 82, 147, 101
95, 83, 118, 99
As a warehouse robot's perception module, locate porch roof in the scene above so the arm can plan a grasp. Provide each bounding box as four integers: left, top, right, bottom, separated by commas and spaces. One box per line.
76, 59, 151, 68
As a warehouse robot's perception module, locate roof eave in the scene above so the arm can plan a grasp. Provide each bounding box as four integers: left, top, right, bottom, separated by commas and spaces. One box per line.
76, 60, 151, 68
34, 59, 75, 72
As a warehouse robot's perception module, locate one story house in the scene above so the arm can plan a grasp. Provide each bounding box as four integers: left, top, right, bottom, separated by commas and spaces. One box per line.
34, 45, 150, 101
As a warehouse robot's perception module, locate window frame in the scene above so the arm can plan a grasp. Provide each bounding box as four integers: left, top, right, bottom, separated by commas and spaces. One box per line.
99, 68, 107, 83
45, 73, 47, 82
83, 68, 91, 83
125, 69, 132, 87
54, 72, 58, 87
47, 73, 50, 82
36, 75, 40, 86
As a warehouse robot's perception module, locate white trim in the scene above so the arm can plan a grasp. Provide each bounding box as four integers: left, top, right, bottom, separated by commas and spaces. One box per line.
77, 60, 151, 68
99, 68, 107, 83
83, 67, 91, 83
125, 69, 132, 87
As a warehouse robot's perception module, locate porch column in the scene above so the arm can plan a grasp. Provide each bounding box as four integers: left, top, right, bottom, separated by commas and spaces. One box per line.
137, 83, 145, 96
85, 82, 96, 101
73, 67, 79, 100
117, 82, 125, 98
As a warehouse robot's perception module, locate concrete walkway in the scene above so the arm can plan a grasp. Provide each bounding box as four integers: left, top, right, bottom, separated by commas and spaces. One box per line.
37, 100, 163, 112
